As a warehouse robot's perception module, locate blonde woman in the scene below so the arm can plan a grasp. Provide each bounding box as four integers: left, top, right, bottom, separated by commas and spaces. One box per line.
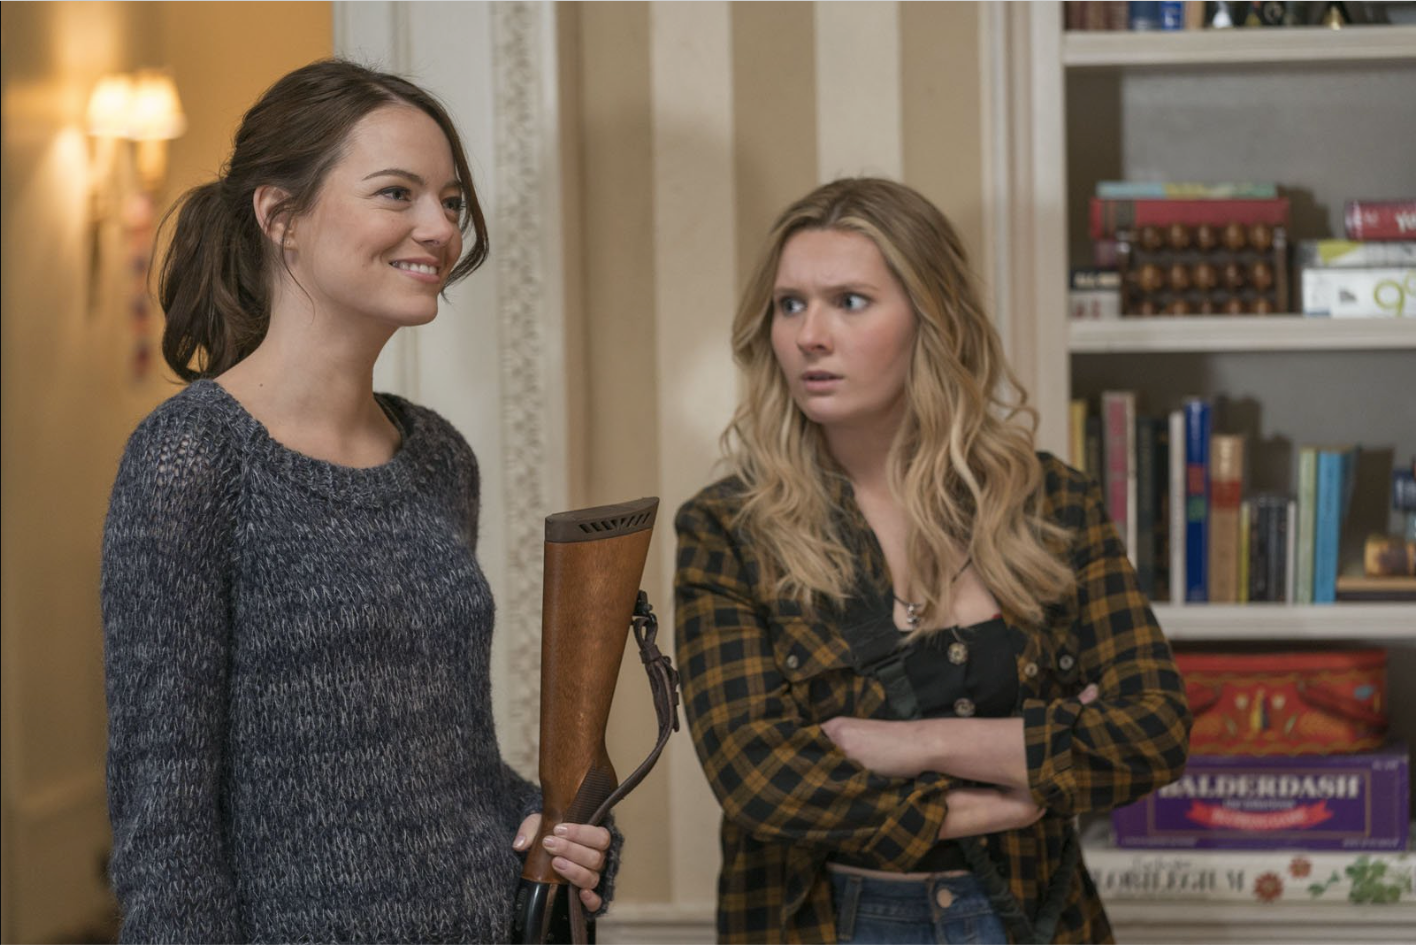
674, 178, 1190, 944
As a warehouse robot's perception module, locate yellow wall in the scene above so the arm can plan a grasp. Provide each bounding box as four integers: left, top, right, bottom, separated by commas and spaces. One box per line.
0, 4, 330, 939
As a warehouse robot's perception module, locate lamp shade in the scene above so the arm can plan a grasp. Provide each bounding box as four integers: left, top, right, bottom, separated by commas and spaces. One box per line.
86, 74, 134, 138
127, 70, 186, 141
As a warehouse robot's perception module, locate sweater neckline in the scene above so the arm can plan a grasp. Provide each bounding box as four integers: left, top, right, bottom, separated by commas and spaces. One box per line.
190, 379, 419, 503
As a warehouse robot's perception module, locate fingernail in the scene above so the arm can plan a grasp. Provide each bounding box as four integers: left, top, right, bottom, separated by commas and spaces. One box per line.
554, 824, 569, 836
543, 836, 558, 849
513, 835, 526, 850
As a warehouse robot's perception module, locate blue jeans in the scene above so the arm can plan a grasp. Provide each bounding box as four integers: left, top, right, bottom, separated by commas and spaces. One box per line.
829, 869, 1007, 945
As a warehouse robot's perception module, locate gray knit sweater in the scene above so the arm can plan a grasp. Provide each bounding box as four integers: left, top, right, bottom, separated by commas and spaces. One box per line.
102, 380, 613, 943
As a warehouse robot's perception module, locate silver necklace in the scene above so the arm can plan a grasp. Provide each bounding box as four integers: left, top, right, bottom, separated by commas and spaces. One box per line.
893, 557, 972, 632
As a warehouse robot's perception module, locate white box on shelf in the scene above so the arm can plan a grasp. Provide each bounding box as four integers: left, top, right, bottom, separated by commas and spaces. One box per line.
1302, 268, 1416, 318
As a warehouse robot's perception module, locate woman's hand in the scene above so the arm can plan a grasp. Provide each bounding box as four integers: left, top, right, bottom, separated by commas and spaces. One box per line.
820, 716, 933, 779
938, 785, 1046, 839
513, 814, 612, 912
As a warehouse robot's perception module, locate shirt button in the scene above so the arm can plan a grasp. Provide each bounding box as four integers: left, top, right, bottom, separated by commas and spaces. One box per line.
947, 642, 968, 665
784, 654, 800, 670
1059, 654, 1075, 671
935, 887, 954, 909
953, 698, 976, 717
1023, 662, 1039, 678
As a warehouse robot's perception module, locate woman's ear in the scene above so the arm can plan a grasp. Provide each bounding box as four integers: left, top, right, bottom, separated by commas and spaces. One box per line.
253, 185, 295, 249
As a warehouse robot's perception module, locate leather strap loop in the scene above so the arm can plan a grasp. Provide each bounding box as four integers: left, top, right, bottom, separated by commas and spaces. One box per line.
568, 591, 680, 944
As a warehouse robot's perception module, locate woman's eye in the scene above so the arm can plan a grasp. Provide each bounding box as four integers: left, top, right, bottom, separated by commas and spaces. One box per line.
378, 186, 412, 201
443, 196, 465, 213
776, 296, 805, 316
840, 292, 869, 312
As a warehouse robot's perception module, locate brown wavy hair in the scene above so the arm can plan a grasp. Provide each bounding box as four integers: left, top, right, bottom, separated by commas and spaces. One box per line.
157, 59, 488, 382
724, 178, 1074, 631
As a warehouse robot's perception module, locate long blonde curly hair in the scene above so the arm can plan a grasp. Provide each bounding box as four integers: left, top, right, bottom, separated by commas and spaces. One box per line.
725, 178, 1074, 630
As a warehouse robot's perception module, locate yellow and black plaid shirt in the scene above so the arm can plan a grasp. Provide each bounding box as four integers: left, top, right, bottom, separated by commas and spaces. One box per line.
673, 453, 1191, 943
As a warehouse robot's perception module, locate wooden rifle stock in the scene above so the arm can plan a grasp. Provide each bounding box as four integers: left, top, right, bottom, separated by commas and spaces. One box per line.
513, 497, 659, 944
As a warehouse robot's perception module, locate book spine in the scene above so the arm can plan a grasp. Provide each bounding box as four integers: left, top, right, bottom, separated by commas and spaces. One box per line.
1295, 447, 1317, 604
1136, 417, 1157, 598
1103, 391, 1138, 568
1154, 418, 1172, 603
1237, 500, 1251, 604
1085, 415, 1104, 487
1168, 409, 1187, 604
1248, 500, 1268, 602
1344, 198, 1416, 241
1260, 496, 1289, 603
1207, 435, 1244, 603
1096, 181, 1278, 199
1083, 848, 1416, 903
1069, 399, 1089, 471
1184, 399, 1211, 603
1284, 498, 1297, 605
1089, 197, 1290, 240
1313, 451, 1343, 604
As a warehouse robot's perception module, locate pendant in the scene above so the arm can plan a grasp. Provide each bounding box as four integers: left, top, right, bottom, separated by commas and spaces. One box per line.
948, 641, 969, 665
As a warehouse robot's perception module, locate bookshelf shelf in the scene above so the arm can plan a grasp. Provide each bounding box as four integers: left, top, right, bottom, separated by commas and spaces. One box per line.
1069, 317, 1416, 353
1063, 24, 1416, 70
1100, 899, 1416, 943
1154, 603, 1416, 640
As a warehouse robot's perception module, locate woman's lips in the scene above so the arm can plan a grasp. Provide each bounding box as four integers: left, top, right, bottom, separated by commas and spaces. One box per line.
801, 372, 841, 393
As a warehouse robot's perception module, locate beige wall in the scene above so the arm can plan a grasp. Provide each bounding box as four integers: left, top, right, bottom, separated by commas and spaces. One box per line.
565, 0, 991, 910
0, 4, 330, 939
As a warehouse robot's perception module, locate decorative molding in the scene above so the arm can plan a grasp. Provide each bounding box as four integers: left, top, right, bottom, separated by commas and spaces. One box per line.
492, 0, 550, 775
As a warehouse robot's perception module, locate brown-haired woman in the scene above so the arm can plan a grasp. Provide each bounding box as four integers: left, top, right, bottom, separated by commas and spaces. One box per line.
102, 59, 613, 943
674, 178, 1190, 944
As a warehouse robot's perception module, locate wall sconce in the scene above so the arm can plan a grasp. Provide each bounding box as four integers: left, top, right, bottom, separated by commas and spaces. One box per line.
85, 69, 185, 377
86, 69, 186, 195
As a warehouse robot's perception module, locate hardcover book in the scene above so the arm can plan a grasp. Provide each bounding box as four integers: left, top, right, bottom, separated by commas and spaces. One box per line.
1090, 196, 1290, 240
1169, 409, 1187, 604
1103, 391, 1138, 567
1208, 434, 1245, 603
1295, 447, 1318, 605
1183, 398, 1211, 602
1314, 447, 1359, 604
1344, 199, 1416, 241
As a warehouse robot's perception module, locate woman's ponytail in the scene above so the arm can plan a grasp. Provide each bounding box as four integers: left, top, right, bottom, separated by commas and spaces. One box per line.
158, 179, 270, 382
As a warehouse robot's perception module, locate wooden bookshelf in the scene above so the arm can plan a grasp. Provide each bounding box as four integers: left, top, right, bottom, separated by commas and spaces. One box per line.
1154, 603, 1416, 640
1063, 24, 1416, 70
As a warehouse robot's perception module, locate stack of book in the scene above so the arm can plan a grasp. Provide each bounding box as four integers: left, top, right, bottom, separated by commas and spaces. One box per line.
1067, 396, 1405, 605
1300, 201, 1416, 318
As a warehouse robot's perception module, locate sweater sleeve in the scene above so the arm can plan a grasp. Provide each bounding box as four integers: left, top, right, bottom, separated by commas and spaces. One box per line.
102, 405, 244, 944
1022, 463, 1192, 816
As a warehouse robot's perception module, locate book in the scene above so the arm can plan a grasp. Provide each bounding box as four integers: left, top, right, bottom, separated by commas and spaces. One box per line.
1089, 196, 1290, 240
1103, 391, 1139, 567
1250, 494, 1291, 603
1096, 181, 1278, 200
1247, 499, 1268, 602
1302, 267, 1416, 318
1136, 416, 1158, 598
1336, 575, 1416, 602
1169, 409, 1186, 604
1080, 820, 1416, 905
1296, 239, 1416, 269
1313, 447, 1359, 604
1295, 447, 1318, 604
1208, 434, 1245, 603
1345, 198, 1416, 241
1237, 499, 1251, 604
1069, 399, 1088, 471
1183, 399, 1211, 603
1153, 417, 1172, 603
1085, 414, 1103, 487
1284, 498, 1297, 605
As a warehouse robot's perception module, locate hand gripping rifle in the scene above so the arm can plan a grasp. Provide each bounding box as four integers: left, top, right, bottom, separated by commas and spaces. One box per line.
511, 497, 680, 945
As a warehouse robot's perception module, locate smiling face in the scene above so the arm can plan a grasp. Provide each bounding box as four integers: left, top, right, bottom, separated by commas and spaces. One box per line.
770, 227, 918, 438
281, 104, 464, 329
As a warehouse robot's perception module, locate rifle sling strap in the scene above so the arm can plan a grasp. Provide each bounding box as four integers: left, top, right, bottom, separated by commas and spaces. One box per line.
568, 592, 681, 945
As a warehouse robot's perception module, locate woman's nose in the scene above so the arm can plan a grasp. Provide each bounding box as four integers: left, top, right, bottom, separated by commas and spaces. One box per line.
415, 199, 459, 246
795, 305, 831, 352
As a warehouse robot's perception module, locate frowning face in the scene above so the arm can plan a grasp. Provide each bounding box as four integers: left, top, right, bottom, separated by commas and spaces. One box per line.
770, 228, 917, 437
